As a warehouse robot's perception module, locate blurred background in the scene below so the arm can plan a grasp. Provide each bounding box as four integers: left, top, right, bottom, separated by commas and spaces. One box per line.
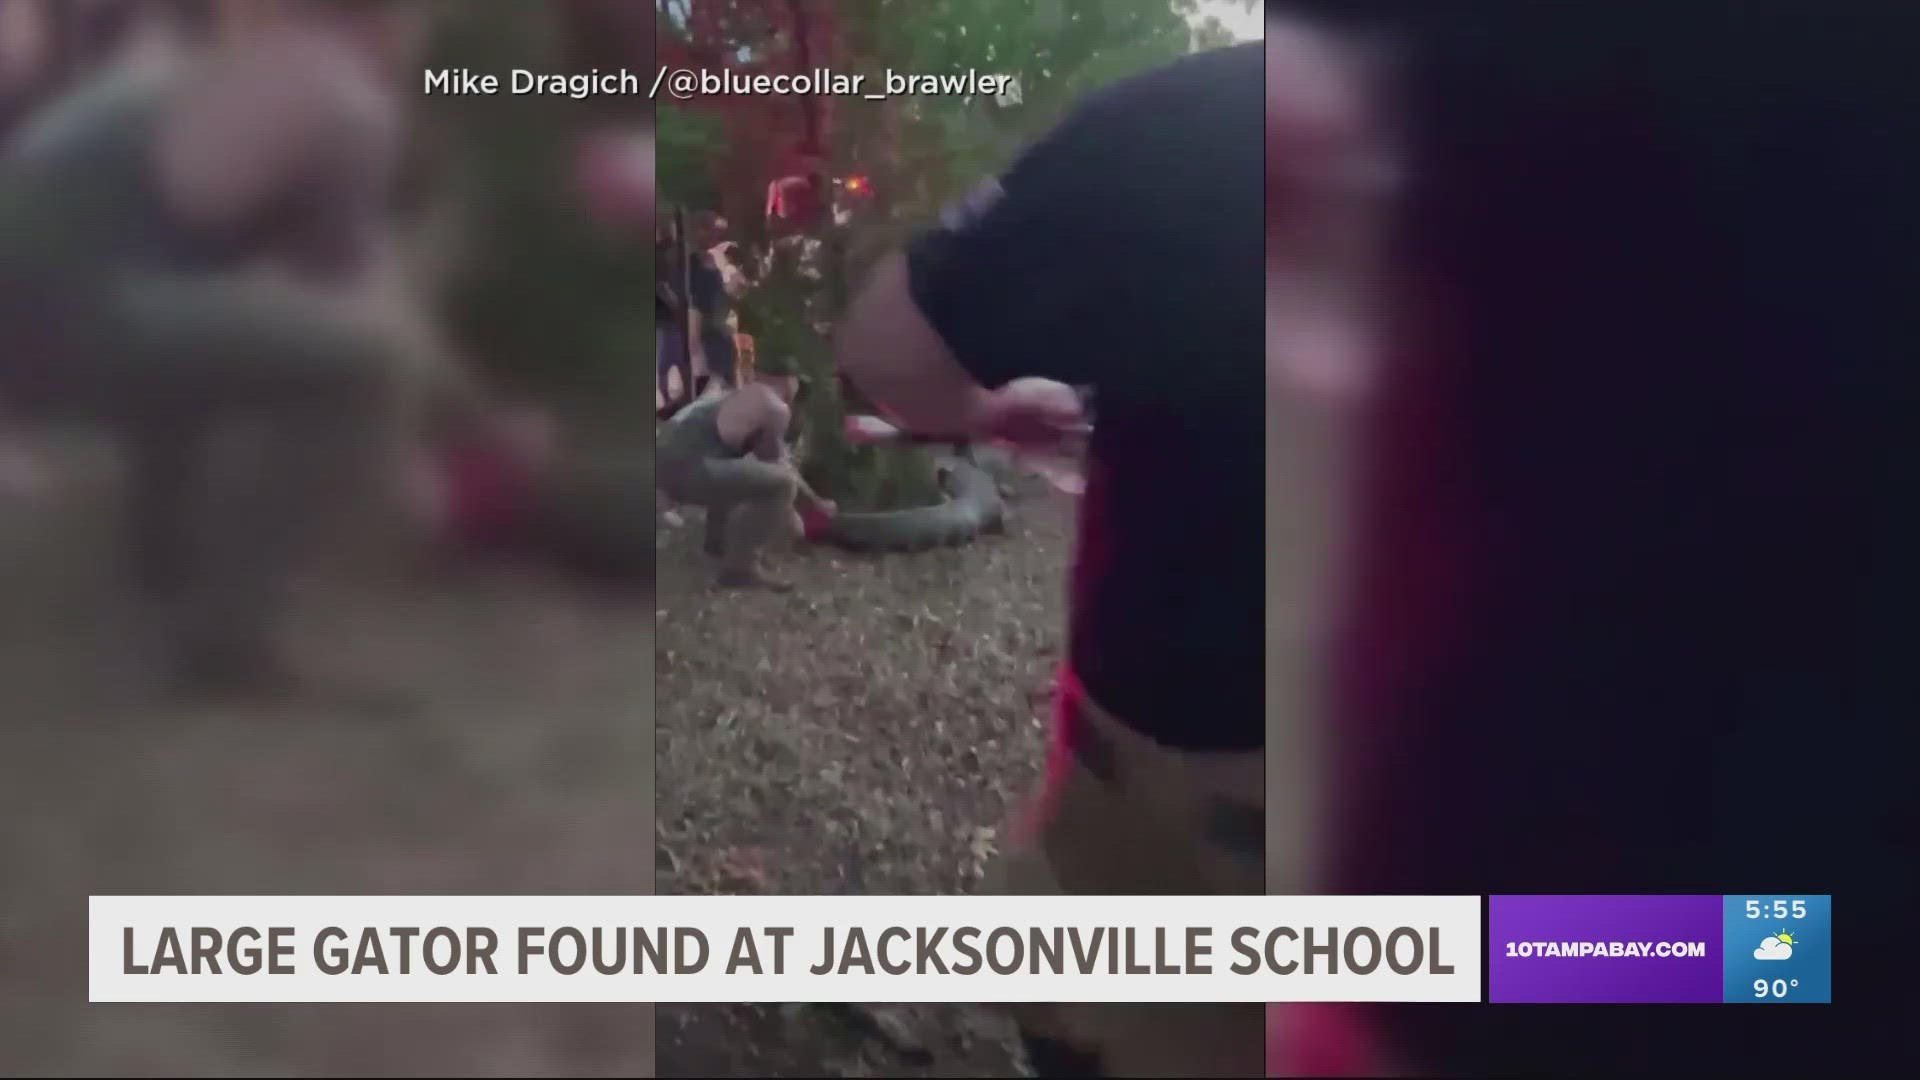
1264, 2, 1913, 1075
2, 1, 657, 1074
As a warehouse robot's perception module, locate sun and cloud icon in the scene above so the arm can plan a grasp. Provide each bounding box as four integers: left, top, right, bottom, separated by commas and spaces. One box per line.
1754, 931, 1798, 961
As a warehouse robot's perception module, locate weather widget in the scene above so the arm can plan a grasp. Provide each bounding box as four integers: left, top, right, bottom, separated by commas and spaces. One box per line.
1486, 895, 1831, 1003
1722, 895, 1830, 1003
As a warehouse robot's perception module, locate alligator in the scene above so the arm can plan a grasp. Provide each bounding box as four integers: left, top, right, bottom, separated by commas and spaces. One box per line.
807, 452, 1006, 554
535, 449, 1003, 571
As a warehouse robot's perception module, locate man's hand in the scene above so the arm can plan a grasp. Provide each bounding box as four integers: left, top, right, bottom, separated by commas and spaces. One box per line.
968, 377, 1087, 450
784, 458, 834, 516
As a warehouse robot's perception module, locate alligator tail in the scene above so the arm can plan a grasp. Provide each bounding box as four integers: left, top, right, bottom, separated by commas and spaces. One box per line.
814, 460, 1005, 553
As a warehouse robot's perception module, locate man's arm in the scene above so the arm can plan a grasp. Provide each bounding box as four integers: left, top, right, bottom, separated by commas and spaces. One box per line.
834, 50, 1245, 430
833, 150, 1118, 437
780, 440, 830, 509
739, 389, 829, 507
748, 394, 788, 463
833, 253, 989, 437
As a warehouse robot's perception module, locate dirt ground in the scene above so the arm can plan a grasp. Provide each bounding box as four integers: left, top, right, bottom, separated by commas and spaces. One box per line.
1, 432, 656, 1077
654, 471, 1074, 1078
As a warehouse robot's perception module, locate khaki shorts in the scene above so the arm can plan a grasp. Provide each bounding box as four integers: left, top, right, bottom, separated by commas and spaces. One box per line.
984, 669, 1265, 1078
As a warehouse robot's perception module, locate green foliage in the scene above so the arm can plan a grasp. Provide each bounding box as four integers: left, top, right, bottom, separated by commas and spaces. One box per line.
839, 0, 1195, 128
1190, 15, 1238, 51
734, 245, 825, 377
805, 431, 945, 512
656, 105, 727, 212
818, 0, 1207, 294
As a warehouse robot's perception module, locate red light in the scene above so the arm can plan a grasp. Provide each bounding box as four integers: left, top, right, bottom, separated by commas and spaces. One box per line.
844, 175, 871, 195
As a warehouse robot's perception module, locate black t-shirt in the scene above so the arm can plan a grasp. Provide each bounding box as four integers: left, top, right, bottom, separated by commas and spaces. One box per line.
904, 43, 1264, 751
655, 273, 678, 325
687, 252, 726, 325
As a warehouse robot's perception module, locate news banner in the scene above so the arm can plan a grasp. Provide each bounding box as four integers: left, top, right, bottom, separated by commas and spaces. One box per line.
89, 894, 1829, 1004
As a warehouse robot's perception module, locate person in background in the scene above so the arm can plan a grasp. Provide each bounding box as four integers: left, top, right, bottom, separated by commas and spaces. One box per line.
655, 217, 691, 414
685, 211, 737, 393
713, 241, 759, 385
1260, 1, 1914, 1075
835, 41, 1266, 1079
731, 321, 757, 386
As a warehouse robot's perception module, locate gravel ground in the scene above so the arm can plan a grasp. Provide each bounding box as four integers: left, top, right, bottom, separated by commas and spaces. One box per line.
655, 473, 1074, 1078
1, 434, 656, 1077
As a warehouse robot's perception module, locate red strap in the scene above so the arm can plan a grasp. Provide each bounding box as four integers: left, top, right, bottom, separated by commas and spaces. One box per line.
797, 501, 832, 541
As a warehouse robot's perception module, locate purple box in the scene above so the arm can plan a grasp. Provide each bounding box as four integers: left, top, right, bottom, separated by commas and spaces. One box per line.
1488, 895, 1723, 1003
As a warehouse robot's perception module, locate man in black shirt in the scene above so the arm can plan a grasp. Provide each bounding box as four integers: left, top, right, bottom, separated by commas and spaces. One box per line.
836, 42, 1265, 1078
655, 219, 691, 413
685, 212, 737, 391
